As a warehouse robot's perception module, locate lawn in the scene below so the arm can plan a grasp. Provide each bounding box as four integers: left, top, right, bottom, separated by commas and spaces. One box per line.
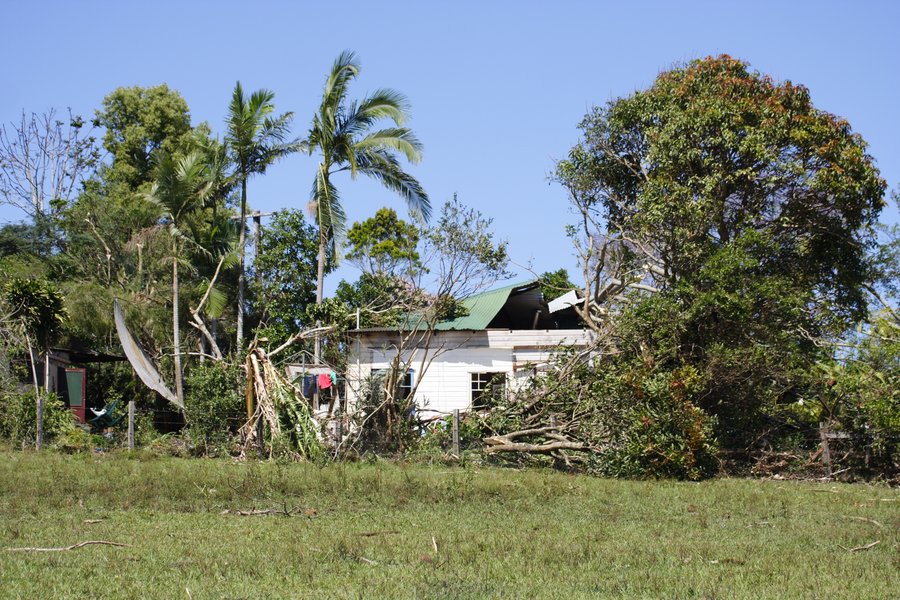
0, 452, 896, 599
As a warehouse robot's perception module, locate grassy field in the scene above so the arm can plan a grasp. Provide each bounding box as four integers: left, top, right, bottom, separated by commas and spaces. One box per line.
0, 452, 896, 599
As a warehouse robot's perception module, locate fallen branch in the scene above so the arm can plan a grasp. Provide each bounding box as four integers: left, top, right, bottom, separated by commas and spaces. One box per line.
845, 516, 883, 528
221, 508, 282, 517
484, 426, 588, 454
189, 254, 226, 361
839, 540, 880, 552
818, 466, 852, 480
7, 540, 128, 552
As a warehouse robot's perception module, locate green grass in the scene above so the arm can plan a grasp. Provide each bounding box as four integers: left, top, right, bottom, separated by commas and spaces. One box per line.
0, 452, 896, 599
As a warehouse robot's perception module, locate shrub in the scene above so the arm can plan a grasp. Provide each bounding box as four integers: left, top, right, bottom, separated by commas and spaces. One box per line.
183, 361, 244, 455
0, 390, 77, 446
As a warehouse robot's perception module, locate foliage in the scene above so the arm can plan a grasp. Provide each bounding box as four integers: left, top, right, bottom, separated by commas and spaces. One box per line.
225, 81, 297, 346
0, 391, 76, 445
812, 313, 899, 474
558, 54, 884, 328
184, 361, 244, 454
419, 195, 511, 298
351, 373, 420, 455
346, 207, 421, 274
555, 55, 887, 460
486, 348, 719, 480
3, 277, 66, 348
538, 268, 575, 301
335, 272, 409, 328
254, 209, 324, 347
417, 412, 486, 456
94, 84, 194, 187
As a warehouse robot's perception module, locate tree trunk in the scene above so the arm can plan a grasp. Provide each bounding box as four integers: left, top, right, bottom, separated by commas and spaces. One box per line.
38, 349, 48, 450
314, 226, 327, 365
236, 177, 247, 349
173, 241, 184, 406
23, 332, 42, 449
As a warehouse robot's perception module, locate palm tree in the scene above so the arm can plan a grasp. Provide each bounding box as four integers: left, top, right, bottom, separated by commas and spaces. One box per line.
146, 150, 213, 406
225, 82, 297, 349
307, 51, 431, 360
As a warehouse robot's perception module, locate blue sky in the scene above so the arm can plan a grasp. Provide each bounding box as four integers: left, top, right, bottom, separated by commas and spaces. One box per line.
3, 0, 899, 293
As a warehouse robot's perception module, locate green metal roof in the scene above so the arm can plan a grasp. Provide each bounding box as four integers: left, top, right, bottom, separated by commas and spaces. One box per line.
434, 281, 535, 330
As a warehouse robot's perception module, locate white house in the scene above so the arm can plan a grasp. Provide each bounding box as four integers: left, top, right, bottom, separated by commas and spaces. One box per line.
345, 281, 594, 420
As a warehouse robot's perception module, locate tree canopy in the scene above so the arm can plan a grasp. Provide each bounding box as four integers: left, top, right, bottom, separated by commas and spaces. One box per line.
558, 55, 886, 327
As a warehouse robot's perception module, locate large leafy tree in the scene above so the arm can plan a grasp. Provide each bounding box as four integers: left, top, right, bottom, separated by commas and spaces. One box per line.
306, 51, 431, 312
224, 82, 296, 349
556, 55, 887, 454
559, 55, 885, 326
145, 150, 213, 406
94, 85, 194, 188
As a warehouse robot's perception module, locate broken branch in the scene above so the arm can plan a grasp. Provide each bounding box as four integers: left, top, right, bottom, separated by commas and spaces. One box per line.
7, 540, 128, 552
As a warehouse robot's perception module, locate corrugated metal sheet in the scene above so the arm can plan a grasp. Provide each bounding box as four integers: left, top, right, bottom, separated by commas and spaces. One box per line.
114, 299, 182, 410
434, 281, 536, 330
351, 281, 539, 333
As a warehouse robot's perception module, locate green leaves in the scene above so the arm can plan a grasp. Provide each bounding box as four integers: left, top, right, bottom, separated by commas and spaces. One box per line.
3, 277, 66, 348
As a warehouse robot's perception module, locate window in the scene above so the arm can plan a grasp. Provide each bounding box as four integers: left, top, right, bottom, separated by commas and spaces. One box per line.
471, 372, 506, 409
398, 370, 413, 400
372, 369, 414, 400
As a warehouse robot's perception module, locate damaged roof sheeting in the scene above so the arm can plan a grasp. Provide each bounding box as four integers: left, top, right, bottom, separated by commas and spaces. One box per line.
435, 281, 546, 331
354, 281, 585, 333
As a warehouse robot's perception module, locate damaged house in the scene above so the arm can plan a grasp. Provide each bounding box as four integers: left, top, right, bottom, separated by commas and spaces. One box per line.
345, 281, 593, 420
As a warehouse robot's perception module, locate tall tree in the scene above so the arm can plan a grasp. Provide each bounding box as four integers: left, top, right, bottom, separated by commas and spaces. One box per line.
307, 51, 431, 361
145, 150, 213, 406
224, 82, 296, 349
555, 55, 887, 452
94, 85, 194, 188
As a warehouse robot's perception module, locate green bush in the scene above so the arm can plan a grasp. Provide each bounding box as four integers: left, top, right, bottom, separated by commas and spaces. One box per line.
0, 390, 77, 446
594, 367, 719, 480
183, 361, 244, 455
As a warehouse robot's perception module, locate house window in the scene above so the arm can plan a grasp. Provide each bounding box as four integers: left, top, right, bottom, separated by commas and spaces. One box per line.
471, 372, 506, 409
372, 369, 414, 400
398, 370, 413, 400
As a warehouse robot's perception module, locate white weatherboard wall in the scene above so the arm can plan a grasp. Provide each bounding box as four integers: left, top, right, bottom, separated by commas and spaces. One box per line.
347, 329, 594, 419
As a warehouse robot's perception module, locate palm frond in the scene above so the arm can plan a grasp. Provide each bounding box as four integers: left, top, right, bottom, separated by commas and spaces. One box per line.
355, 127, 423, 164
321, 50, 360, 114
356, 148, 431, 222
356, 88, 410, 125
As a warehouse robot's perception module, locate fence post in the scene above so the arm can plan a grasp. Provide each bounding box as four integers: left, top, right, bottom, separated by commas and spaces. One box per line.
452, 409, 460, 457
819, 422, 832, 476
127, 400, 135, 450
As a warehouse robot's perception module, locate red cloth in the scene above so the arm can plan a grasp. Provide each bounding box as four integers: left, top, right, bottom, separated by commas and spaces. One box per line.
317, 373, 332, 390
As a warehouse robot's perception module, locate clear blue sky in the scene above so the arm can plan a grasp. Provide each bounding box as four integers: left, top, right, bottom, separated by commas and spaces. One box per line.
3, 0, 898, 293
